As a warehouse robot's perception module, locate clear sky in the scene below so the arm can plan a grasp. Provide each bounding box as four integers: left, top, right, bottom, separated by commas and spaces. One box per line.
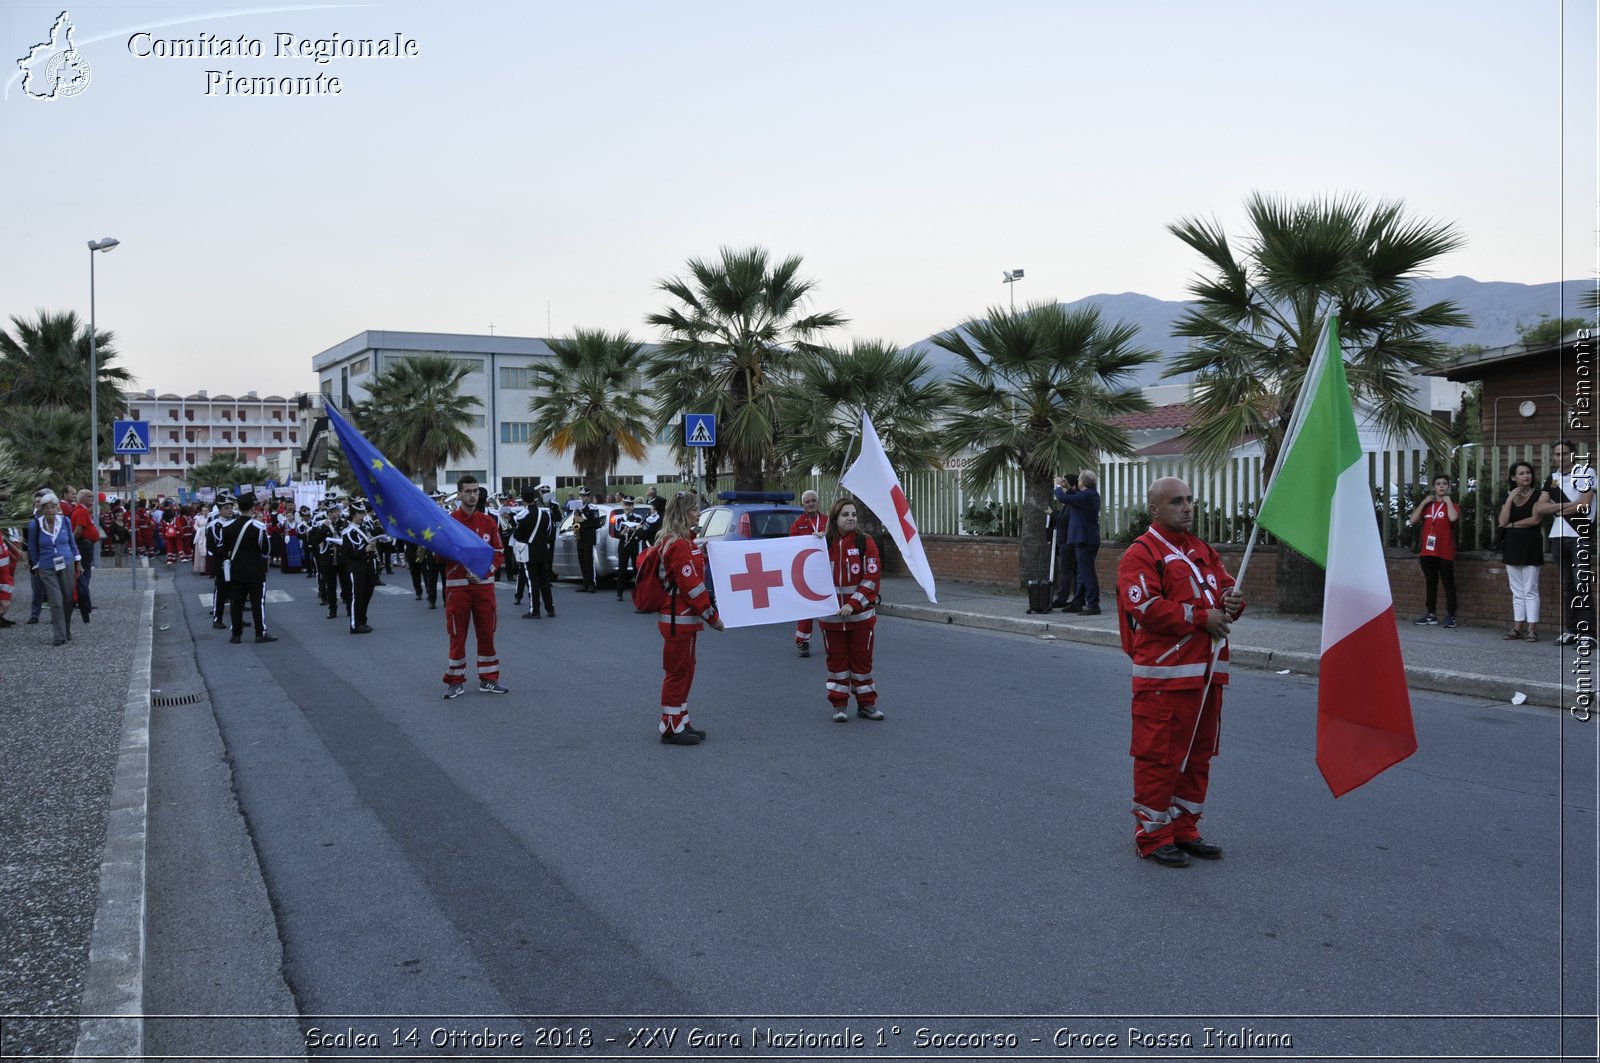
4, 0, 1594, 399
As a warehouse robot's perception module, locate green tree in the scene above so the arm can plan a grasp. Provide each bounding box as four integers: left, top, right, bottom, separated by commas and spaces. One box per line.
188, 451, 262, 493
0, 309, 133, 437
359, 356, 481, 493
647, 246, 846, 491
772, 340, 948, 487
0, 406, 94, 495
0, 437, 49, 523
935, 302, 1156, 585
321, 439, 364, 499
1514, 314, 1586, 347
1165, 193, 1469, 611
526, 329, 655, 496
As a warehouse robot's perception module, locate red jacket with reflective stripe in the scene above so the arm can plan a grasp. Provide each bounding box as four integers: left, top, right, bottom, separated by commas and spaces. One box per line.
819, 531, 880, 628
658, 534, 718, 631
1116, 528, 1242, 691
440, 508, 503, 585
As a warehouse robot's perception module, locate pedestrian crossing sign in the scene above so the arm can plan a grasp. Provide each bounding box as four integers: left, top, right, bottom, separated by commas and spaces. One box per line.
685, 413, 716, 447
113, 419, 150, 454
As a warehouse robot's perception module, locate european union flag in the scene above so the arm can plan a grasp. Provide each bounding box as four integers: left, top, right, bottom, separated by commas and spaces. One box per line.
322, 399, 494, 578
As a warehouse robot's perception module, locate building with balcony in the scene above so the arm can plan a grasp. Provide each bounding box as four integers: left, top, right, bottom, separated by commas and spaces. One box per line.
112, 388, 314, 487
311, 330, 684, 495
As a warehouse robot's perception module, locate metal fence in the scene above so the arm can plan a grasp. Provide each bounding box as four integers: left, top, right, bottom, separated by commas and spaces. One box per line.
768, 442, 1563, 551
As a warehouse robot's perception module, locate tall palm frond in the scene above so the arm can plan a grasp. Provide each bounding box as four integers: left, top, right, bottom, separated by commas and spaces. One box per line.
526, 329, 655, 494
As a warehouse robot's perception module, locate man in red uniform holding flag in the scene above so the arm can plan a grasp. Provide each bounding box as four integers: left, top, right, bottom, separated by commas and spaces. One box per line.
439, 475, 508, 699
1116, 476, 1244, 868
787, 489, 826, 657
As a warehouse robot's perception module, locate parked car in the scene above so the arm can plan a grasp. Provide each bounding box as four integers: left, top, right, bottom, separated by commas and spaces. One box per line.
552, 503, 648, 584
695, 491, 804, 544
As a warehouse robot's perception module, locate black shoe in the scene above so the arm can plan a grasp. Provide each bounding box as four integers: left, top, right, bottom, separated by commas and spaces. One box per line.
255, 634, 279, 644
797, 643, 811, 658
27, 617, 39, 625
374, 579, 386, 586
428, 601, 436, 609
1146, 844, 1190, 867
1080, 606, 1102, 616
80, 614, 90, 624
212, 619, 226, 629
229, 635, 242, 644
545, 608, 554, 618
685, 724, 706, 740
52, 637, 67, 646
513, 597, 522, 605
1058, 602, 1080, 612
352, 624, 373, 634
523, 611, 540, 619
327, 611, 337, 619
0, 617, 14, 627
660, 729, 701, 746
1176, 838, 1223, 859
416, 593, 424, 600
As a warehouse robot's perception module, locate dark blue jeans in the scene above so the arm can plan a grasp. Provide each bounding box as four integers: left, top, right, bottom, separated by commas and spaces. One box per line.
1074, 543, 1100, 609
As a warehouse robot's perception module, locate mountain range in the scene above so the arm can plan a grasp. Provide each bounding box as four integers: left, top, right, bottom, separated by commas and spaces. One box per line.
910, 277, 1593, 387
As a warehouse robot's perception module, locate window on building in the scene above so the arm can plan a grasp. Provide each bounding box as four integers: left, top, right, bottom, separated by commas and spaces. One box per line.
186, 453, 195, 464
131, 408, 140, 419
186, 410, 195, 421
501, 476, 542, 496
167, 408, 178, 420
221, 410, 232, 421
457, 357, 484, 374
168, 451, 180, 463
463, 414, 484, 428
555, 475, 586, 488
499, 366, 535, 389
239, 432, 248, 443
444, 470, 487, 485
319, 381, 333, 399
238, 410, 248, 422
350, 356, 370, 375
290, 410, 299, 421
272, 432, 283, 442
272, 411, 282, 421
185, 431, 195, 443
222, 431, 232, 442
289, 431, 297, 443
500, 421, 535, 444
611, 475, 644, 485
168, 431, 179, 442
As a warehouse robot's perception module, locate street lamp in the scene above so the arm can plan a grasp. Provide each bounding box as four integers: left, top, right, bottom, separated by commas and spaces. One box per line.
87, 237, 119, 528
1002, 268, 1025, 310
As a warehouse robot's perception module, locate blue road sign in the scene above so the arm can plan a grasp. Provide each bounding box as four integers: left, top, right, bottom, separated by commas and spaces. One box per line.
112, 420, 150, 454
265, 479, 278, 490
685, 413, 716, 447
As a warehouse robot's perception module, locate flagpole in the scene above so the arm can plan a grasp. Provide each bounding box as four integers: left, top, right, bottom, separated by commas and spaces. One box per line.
838, 407, 864, 496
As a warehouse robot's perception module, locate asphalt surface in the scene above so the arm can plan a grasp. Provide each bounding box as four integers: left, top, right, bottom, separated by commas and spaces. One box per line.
167, 563, 1597, 1059
4, 560, 1597, 1062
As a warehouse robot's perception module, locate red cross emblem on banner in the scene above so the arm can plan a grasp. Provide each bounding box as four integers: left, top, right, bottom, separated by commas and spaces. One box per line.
730, 551, 784, 609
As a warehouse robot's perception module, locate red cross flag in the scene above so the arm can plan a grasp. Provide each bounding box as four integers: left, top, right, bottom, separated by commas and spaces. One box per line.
704, 537, 841, 629
841, 410, 938, 603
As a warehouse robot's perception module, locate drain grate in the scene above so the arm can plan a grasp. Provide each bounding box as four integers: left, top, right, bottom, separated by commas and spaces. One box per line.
151, 692, 206, 707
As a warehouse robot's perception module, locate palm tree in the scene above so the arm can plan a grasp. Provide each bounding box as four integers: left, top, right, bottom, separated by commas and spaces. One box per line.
0, 309, 133, 436
647, 246, 846, 491
1166, 192, 1469, 610
936, 302, 1156, 585
526, 329, 655, 495
320, 439, 364, 499
772, 340, 948, 488
359, 356, 481, 492
0, 437, 49, 523
188, 451, 262, 493
0, 406, 94, 495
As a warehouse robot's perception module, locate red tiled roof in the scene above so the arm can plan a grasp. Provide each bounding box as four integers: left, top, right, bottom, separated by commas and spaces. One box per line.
1109, 403, 1195, 430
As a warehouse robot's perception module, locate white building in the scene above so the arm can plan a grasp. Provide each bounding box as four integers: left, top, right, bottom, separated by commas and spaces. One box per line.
115, 388, 311, 486
310, 330, 683, 495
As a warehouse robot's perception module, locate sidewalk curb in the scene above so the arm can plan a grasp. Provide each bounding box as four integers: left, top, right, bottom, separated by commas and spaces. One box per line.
74, 576, 156, 1058
879, 601, 1569, 710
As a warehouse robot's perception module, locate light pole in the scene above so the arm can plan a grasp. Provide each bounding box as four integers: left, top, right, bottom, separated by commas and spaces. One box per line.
1002, 268, 1025, 310
87, 237, 119, 529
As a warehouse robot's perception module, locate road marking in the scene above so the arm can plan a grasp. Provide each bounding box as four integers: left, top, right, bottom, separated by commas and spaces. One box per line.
196, 589, 295, 605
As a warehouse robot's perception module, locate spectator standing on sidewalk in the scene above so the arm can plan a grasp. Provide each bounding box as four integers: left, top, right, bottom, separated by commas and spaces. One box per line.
1497, 460, 1544, 642
1058, 470, 1103, 614
1049, 474, 1079, 610
66, 489, 101, 625
0, 528, 18, 627
1409, 474, 1459, 628
28, 491, 80, 646
1536, 439, 1596, 645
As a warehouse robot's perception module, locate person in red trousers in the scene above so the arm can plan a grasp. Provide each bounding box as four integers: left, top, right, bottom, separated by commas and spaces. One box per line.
654, 493, 722, 745
819, 498, 884, 723
788, 489, 827, 657
438, 475, 508, 700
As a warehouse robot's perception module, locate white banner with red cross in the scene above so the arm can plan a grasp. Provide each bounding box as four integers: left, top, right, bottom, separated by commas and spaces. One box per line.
841, 410, 939, 602
704, 536, 842, 629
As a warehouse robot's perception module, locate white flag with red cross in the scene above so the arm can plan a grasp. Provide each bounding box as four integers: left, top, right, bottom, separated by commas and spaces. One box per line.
704, 536, 843, 629
840, 410, 938, 603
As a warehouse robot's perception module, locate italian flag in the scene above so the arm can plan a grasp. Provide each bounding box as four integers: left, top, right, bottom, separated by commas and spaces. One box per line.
1255, 317, 1417, 797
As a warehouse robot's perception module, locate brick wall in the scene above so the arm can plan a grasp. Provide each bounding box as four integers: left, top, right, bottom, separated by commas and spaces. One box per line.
919, 535, 1569, 628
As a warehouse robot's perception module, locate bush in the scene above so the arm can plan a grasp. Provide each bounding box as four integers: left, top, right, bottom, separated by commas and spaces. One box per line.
963, 498, 1020, 537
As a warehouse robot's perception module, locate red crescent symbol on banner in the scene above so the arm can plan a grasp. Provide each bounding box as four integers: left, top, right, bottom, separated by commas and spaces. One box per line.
791, 548, 831, 602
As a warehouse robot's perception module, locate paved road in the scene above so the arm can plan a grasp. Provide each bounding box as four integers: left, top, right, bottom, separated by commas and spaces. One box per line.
161, 564, 1597, 1060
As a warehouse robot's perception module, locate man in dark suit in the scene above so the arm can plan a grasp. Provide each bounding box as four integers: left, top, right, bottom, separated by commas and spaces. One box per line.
1058, 469, 1103, 614
520, 484, 560, 618
572, 487, 603, 593
1050, 473, 1080, 609
218, 492, 276, 643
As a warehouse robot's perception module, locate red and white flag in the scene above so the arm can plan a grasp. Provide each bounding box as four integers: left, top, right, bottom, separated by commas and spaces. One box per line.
705, 537, 842, 629
841, 411, 938, 603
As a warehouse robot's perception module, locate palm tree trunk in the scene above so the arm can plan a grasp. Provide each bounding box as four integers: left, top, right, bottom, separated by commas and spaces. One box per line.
1017, 472, 1052, 588
1275, 544, 1324, 614
733, 455, 763, 493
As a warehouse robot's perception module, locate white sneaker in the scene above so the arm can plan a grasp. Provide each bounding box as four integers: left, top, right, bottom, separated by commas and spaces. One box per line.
832, 708, 848, 723
479, 680, 509, 694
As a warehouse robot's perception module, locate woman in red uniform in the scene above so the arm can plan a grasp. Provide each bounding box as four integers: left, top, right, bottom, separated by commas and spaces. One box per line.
819, 498, 884, 723
655, 493, 722, 745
